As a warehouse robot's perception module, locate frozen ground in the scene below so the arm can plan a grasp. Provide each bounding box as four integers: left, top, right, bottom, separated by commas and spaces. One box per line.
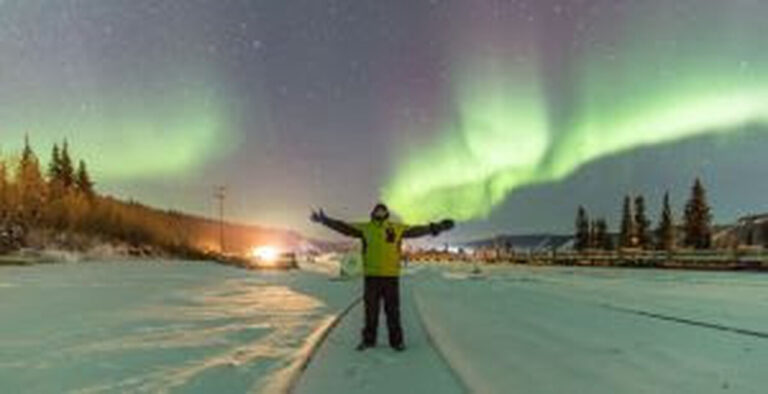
294, 275, 463, 394
0, 261, 357, 393
300, 264, 768, 394
2, 261, 767, 393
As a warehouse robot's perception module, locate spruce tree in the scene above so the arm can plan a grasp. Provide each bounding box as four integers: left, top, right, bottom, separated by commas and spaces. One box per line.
575, 206, 590, 251
634, 195, 651, 249
76, 160, 95, 197
47, 143, 64, 199
0, 158, 7, 213
656, 192, 675, 251
589, 220, 598, 249
48, 144, 61, 179
683, 178, 712, 249
21, 134, 34, 163
620, 195, 636, 248
60, 140, 75, 189
595, 218, 610, 250
16, 135, 46, 222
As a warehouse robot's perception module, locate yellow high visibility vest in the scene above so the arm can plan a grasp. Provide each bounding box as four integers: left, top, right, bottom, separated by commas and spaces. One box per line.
352, 220, 409, 277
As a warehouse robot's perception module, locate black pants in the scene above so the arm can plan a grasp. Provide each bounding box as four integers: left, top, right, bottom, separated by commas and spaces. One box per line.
361, 276, 403, 347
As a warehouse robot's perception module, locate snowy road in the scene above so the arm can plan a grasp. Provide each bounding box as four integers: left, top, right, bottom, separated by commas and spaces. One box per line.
294, 277, 464, 394
413, 265, 768, 394
297, 265, 768, 394
5, 262, 765, 393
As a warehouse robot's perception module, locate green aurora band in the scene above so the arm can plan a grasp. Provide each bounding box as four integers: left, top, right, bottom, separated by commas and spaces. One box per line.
383, 2, 768, 223
0, 2, 239, 183
1, 82, 234, 181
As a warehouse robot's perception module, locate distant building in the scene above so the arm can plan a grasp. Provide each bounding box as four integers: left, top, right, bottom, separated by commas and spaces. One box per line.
462, 234, 573, 254
714, 213, 768, 248
737, 213, 768, 246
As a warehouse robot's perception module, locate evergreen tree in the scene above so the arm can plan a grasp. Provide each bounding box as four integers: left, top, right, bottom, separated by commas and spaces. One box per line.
47, 143, 61, 180
683, 178, 712, 249
620, 195, 636, 248
60, 139, 75, 189
47, 143, 65, 199
0, 157, 7, 213
75, 160, 95, 197
655, 192, 676, 251
595, 218, 611, 250
21, 134, 33, 162
575, 205, 590, 251
634, 195, 652, 249
16, 135, 47, 222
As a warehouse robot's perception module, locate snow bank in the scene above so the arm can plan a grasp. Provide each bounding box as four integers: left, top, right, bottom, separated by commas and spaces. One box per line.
300, 253, 362, 279
260, 297, 361, 393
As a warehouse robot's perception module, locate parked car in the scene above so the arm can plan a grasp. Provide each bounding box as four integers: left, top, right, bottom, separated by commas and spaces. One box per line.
250, 251, 298, 270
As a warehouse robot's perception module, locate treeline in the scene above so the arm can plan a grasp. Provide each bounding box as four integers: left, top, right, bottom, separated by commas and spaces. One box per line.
0, 136, 202, 255
575, 178, 713, 252
1, 136, 304, 257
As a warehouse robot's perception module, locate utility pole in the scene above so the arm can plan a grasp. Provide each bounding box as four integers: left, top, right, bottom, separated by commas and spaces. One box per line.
214, 186, 226, 254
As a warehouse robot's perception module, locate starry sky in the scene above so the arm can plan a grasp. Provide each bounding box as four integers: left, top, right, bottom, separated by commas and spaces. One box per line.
1, 0, 767, 241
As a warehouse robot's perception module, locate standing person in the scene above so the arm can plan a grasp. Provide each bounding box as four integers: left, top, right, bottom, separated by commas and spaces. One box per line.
310, 203, 454, 351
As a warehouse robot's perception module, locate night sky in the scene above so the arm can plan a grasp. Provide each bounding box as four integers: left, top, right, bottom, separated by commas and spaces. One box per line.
1, 0, 767, 241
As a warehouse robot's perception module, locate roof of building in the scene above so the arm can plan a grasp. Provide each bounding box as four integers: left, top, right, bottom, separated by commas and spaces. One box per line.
738, 213, 768, 224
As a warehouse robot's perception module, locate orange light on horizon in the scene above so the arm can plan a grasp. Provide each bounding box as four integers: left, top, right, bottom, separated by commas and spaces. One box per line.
251, 245, 279, 262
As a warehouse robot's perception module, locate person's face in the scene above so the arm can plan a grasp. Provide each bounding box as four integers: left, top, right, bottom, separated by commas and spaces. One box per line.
372, 206, 388, 221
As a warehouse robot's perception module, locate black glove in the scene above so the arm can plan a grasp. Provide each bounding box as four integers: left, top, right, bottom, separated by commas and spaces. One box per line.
429, 219, 455, 235
310, 209, 327, 223
439, 219, 455, 231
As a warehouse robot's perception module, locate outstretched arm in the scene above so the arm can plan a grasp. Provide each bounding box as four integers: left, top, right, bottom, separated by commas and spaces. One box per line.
403, 219, 455, 239
310, 209, 363, 238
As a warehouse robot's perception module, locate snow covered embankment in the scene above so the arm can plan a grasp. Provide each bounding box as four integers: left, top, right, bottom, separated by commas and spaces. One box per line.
261, 297, 362, 393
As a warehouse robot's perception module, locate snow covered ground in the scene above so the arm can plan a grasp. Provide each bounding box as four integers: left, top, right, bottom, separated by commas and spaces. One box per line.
294, 275, 463, 394
0, 261, 358, 393
2, 261, 767, 393
299, 264, 768, 394
413, 265, 768, 394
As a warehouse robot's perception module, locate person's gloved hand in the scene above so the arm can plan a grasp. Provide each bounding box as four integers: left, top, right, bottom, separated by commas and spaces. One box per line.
439, 219, 455, 231
310, 209, 327, 223
429, 219, 455, 235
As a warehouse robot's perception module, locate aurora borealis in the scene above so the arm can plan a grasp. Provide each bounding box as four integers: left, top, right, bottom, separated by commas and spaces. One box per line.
383, 0, 768, 223
0, 2, 241, 180
1, 84, 232, 180
2, 0, 768, 238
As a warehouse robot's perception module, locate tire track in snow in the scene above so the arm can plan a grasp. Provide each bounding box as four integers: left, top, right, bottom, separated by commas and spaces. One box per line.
601, 304, 768, 339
